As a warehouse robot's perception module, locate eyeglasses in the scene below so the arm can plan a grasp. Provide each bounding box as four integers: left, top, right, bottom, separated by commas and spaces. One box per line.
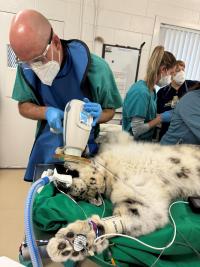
16, 27, 53, 66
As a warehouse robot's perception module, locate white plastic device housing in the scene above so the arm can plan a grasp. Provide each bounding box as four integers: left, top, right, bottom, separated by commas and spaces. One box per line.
63, 99, 93, 157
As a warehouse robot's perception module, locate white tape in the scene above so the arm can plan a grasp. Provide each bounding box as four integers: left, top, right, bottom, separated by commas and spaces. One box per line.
37, 169, 54, 193
53, 168, 72, 187
41, 169, 54, 178
102, 215, 124, 234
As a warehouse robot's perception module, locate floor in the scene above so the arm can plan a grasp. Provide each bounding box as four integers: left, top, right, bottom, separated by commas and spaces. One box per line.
0, 169, 98, 267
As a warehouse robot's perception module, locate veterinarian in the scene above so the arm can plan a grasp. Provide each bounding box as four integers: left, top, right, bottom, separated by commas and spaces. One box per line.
160, 82, 200, 145
10, 9, 122, 182
122, 46, 176, 141
157, 60, 198, 140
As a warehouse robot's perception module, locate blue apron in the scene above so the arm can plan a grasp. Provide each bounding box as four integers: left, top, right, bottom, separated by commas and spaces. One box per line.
21, 40, 98, 181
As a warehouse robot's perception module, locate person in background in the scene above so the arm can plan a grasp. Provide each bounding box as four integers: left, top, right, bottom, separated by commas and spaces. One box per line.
157, 60, 198, 140
9, 9, 122, 182
160, 82, 200, 145
122, 46, 176, 141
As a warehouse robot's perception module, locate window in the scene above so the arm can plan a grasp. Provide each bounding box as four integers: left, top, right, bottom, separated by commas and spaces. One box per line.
160, 24, 200, 80
7, 44, 17, 68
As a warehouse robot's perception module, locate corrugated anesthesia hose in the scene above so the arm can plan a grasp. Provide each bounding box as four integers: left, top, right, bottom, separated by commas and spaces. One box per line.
24, 176, 51, 267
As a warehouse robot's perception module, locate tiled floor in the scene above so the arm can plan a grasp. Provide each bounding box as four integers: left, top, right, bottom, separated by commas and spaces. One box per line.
0, 169, 98, 267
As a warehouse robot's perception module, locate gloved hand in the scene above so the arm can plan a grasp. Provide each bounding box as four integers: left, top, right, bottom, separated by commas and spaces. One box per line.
160, 110, 173, 123
83, 98, 102, 126
45, 107, 64, 134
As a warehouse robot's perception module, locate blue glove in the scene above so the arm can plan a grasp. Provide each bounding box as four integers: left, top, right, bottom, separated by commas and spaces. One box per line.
83, 98, 102, 126
160, 110, 173, 123
45, 107, 64, 134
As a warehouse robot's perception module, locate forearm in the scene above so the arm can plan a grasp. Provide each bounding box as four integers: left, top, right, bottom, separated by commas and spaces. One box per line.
131, 117, 149, 137
148, 115, 161, 128
18, 102, 47, 120
131, 116, 161, 138
98, 108, 115, 124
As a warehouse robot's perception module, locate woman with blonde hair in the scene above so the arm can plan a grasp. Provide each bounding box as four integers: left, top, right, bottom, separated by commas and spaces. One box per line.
122, 46, 176, 141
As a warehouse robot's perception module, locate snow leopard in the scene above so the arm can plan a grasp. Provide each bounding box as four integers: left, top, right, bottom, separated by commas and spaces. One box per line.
47, 132, 200, 262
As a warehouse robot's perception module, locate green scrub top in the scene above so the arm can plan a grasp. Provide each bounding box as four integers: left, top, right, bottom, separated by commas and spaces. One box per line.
12, 53, 122, 109
12, 53, 122, 136
122, 80, 157, 141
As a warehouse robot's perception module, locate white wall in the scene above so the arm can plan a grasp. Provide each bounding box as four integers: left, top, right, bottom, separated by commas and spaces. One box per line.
1, 0, 200, 79
80, 0, 200, 79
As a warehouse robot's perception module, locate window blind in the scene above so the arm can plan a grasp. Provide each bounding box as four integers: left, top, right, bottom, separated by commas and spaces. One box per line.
160, 24, 200, 80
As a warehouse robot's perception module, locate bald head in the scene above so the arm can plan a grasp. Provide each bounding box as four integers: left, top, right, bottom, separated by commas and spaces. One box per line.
9, 9, 52, 61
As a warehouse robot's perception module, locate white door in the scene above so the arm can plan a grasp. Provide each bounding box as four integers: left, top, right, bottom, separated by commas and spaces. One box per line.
0, 11, 64, 167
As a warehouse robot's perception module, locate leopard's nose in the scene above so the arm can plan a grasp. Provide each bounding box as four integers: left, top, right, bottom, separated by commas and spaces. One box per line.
57, 242, 66, 250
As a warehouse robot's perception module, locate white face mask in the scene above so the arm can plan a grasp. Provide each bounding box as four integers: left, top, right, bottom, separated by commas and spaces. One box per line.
157, 74, 171, 87
30, 51, 60, 86
173, 70, 185, 85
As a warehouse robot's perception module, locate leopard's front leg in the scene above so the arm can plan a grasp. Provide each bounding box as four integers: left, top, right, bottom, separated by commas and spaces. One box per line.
47, 201, 169, 263
47, 215, 110, 262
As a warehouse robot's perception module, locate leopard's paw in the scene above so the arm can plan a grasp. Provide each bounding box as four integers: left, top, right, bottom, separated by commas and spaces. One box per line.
47, 216, 108, 262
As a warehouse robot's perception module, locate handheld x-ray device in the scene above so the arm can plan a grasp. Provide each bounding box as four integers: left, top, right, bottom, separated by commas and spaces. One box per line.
55, 99, 93, 164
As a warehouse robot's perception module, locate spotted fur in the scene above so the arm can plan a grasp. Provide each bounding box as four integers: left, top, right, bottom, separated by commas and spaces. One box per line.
47, 132, 200, 262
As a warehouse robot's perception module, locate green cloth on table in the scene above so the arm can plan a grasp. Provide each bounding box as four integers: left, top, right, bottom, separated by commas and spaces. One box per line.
32, 183, 200, 266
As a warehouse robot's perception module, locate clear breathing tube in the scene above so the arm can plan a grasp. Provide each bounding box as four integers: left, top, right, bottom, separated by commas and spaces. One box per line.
24, 176, 52, 267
